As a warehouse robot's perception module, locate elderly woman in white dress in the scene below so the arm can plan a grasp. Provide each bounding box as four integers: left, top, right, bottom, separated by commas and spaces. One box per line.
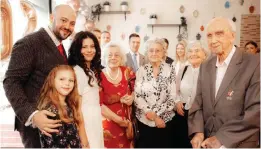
68, 31, 104, 148
134, 38, 177, 148
174, 40, 209, 148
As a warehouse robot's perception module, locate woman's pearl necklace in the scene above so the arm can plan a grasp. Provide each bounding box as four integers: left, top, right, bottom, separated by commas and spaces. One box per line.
106, 67, 120, 81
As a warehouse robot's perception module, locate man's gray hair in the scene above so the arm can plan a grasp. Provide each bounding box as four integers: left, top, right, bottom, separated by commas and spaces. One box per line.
206, 17, 236, 32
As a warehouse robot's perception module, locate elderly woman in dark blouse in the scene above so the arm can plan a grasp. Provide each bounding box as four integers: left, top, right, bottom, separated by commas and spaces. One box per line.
134, 38, 177, 148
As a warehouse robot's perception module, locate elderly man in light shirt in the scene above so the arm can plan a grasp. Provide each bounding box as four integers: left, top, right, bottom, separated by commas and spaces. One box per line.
188, 17, 260, 148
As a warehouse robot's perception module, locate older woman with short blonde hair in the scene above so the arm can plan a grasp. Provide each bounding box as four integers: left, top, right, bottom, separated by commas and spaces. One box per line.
134, 38, 177, 148
174, 40, 208, 148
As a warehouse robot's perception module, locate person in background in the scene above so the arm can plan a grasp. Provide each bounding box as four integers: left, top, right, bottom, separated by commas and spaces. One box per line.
245, 40, 260, 54
92, 28, 102, 44
134, 38, 177, 148
3, 4, 76, 147
174, 41, 208, 148
37, 65, 88, 148
174, 40, 188, 76
100, 42, 135, 148
125, 33, 146, 72
101, 31, 111, 48
101, 31, 112, 66
68, 31, 104, 148
162, 38, 174, 65
189, 17, 260, 148
85, 20, 95, 32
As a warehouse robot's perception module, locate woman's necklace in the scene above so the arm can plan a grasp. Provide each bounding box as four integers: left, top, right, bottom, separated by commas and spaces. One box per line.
106, 67, 120, 81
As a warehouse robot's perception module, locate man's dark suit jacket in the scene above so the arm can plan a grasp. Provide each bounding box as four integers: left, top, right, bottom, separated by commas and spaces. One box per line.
3, 28, 67, 147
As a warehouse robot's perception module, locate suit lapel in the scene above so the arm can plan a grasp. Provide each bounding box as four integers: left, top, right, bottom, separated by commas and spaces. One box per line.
214, 49, 242, 105
139, 53, 144, 66
127, 53, 135, 69
208, 57, 217, 106
39, 28, 65, 63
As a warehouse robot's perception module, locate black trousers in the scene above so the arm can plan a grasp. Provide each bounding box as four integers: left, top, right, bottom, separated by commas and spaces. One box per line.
173, 108, 192, 148
17, 120, 41, 148
136, 117, 177, 148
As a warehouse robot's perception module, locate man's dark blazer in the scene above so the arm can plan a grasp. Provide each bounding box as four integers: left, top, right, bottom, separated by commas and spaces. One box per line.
3, 28, 67, 147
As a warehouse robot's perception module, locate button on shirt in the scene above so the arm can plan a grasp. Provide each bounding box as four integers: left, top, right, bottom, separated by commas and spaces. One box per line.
215, 46, 236, 97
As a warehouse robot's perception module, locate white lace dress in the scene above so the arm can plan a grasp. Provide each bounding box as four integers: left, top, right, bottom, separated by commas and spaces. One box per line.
74, 65, 104, 148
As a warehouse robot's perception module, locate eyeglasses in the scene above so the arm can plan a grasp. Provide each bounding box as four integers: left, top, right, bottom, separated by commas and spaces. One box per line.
148, 49, 163, 54
108, 53, 121, 58
188, 49, 202, 53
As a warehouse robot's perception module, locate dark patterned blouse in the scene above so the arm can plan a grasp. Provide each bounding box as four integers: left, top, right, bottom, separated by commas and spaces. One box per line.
134, 62, 176, 127
39, 104, 81, 148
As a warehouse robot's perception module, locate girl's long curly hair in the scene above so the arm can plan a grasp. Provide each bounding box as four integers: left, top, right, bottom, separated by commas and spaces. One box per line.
68, 31, 102, 87
37, 65, 81, 125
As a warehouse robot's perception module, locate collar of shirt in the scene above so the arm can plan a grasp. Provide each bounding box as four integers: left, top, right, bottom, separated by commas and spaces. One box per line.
216, 46, 236, 67
129, 50, 140, 66
129, 50, 139, 57
191, 66, 200, 73
44, 26, 61, 46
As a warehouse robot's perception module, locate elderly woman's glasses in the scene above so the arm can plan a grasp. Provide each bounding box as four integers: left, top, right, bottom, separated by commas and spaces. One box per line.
148, 49, 162, 54
188, 49, 202, 53
108, 53, 120, 58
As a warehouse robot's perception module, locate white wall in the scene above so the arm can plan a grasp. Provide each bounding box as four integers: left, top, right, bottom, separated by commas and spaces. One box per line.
0, 0, 50, 124
8, 0, 260, 59
94, 0, 260, 59
9, 0, 49, 44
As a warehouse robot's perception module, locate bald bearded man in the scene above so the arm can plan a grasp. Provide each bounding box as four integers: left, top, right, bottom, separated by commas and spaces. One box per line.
3, 5, 77, 147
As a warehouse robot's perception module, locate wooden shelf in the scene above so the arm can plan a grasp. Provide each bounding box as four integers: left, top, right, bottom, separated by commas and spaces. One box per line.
93, 11, 131, 21
147, 24, 181, 27
147, 24, 181, 34
100, 11, 131, 14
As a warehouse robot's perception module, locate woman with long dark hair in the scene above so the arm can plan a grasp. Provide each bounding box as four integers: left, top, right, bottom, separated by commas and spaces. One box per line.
68, 31, 104, 148
245, 40, 260, 54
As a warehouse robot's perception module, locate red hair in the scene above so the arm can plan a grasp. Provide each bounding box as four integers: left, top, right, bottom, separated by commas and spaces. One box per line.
37, 65, 81, 125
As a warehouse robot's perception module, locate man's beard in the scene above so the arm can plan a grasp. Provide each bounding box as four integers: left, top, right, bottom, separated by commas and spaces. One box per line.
54, 30, 71, 41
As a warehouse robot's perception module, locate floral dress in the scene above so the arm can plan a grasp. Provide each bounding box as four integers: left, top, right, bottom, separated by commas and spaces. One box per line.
39, 104, 81, 148
100, 66, 135, 148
